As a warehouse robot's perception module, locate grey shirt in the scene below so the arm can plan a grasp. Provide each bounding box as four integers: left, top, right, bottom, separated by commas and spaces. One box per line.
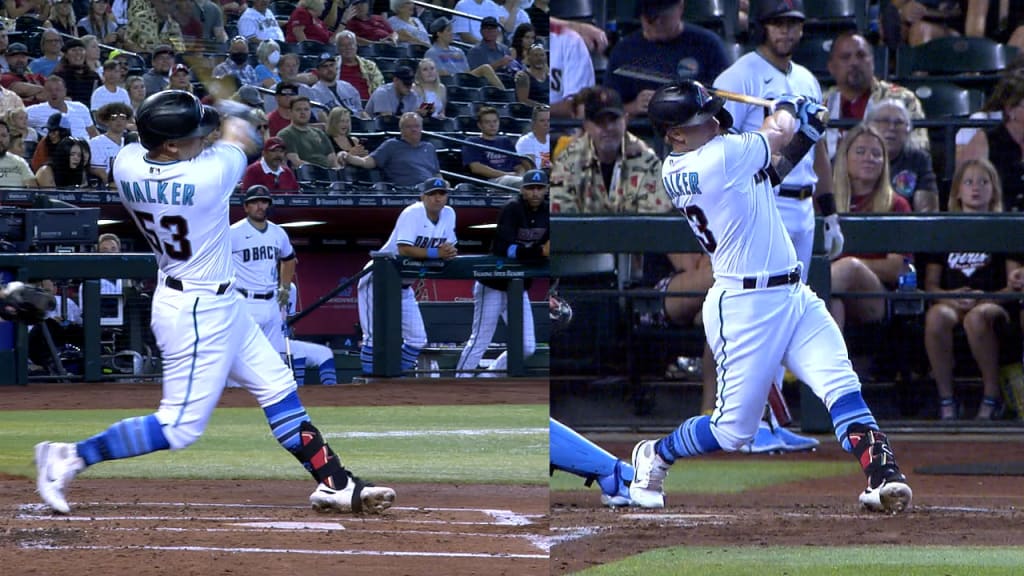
308, 79, 365, 117
467, 42, 512, 72
424, 45, 470, 75
365, 83, 422, 117
370, 137, 440, 187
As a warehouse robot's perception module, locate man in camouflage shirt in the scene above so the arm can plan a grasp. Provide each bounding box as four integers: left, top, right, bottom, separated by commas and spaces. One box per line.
550, 86, 671, 214
823, 32, 928, 160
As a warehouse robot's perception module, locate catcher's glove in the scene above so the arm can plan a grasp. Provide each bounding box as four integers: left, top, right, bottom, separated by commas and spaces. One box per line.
0, 282, 56, 324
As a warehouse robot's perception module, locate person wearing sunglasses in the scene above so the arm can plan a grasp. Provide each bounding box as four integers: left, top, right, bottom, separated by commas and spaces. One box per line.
242, 136, 300, 193
88, 102, 133, 186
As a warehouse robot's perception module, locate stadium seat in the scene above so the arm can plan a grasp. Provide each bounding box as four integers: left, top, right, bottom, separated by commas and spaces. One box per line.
271, 0, 296, 16
453, 72, 486, 88
904, 82, 985, 118
298, 40, 333, 56
446, 85, 479, 103
802, 0, 867, 36
350, 116, 376, 133
895, 37, 1019, 80
357, 132, 388, 150
550, 0, 592, 20
455, 115, 479, 133
422, 116, 455, 132
479, 86, 516, 103
436, 149, 464, 173
373, 115, 400, 132
376, 57, 398, 76
683, 0, 737, 42
445, 101, 473, 118
295, 163, 337, 188
370, 43, 408, 59
439, 75, 457, 87
500, 117, 530, 135
299, 54, 320, 70
408, 44, 429, 59
504, 102, 535, 119
455, 182, 487, 193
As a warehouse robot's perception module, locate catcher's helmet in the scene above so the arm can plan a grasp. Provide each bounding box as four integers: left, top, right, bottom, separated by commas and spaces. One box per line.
135, 90, 220, 151
648, 80, 733, 138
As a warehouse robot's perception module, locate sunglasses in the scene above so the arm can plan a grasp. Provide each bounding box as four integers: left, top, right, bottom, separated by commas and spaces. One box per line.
109, 113, 128, 119
258, 124, 269, 130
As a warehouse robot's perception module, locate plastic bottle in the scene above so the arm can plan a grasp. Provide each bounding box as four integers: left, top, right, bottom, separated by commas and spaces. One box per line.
893, 257, 923, 315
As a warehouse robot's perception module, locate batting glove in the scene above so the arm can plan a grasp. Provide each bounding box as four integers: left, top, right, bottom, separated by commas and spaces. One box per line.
772, 94, 805, 118
822, 214, 845, 260
796, 100, 828, 143
276, 286, 289, 309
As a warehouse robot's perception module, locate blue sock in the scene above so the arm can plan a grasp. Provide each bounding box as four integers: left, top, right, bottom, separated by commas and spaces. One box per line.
292, 356, 306, 386
830, 391, 878, 451
655, 415, 721, 464
319, 358, 337, 385
360, 344, 373, 375
76, 414, 170, 466
263, 390, 310, 451
401, 343, 420, 372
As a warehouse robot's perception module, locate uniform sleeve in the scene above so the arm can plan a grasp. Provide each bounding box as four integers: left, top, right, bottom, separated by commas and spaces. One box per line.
393, 206, 418, 246
491, 202, 517, 257
722, 132, 770, 190
278, 226, 295, 260
208, 142, 248, 199
445, 207, 457, 245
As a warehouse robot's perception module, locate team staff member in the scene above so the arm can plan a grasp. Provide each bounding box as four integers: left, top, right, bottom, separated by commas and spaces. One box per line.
455, 169, 548, 378
35, 90, 395, 515
357, 176, 457, 376
629, 80, 911, 515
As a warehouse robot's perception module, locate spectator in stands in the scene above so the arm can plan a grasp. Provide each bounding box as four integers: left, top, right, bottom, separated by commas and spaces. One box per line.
213, 36, 259, 87
77, 0, 121, 45
366, 66, 422, 117
515, 104, 548, 169
267, 82, 299, 135
219, 0, 248, 19
45, 0, 80, 38
6, 108, 39, 154
123, 0, 185, 53
27, 77, 97, 140
424, 17, 505, 88
30, 29, 65, 78
35, 136, 89, 188
0, 79, 24, 115
239, 0, 284, 41
253, 40, 283, 90
955, 60, 1024, 161
606, 0, 729, 116
830, 124, 912, 330
285, 0, 339, 44
175, 0, 228, 46
887, 0, 985, 47
111, 0, 128, 26
493, 0, 532, 43
271, 53, 317, 111
31, 112, 71, 170
242, 136, 301, 193
823, 32, 928, 161
54, 38, 101, 107
510, 22, 534, 66
89, 102, 131, 184
339, 111, 440, 187
527, 0, 548, 35
923, 157, 1017, 420
336, 30, 384, 100
142, 44, 176, 96
308, 54, 368, 119
2, 42, 46, 106
514, 42, 547, 107
90, 60, 130, 111
6, 0, 51, 20
80, 35, 104, 77
453, 0, 521, 45
325, 106, 367, 162
959, 75, 1024, 212
549, 17, 593, 119
388, 0, 430, 47
866, 99, 939, 212
166, 63, 192, 92
0, 120, 37, 187
412, 58, 446, 119
278, 96, 339, 168
0, 22, 10, 74
125, 75, 146, 114
346, 0, 399, 45
550, 86, 671, 214
463, 105, 530, 187
467, 16, 521, 75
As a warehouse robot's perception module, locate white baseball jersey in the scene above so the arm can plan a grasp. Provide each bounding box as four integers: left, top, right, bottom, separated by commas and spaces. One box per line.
230, 218, 294, 292
550, 20, 593, 105
380, 201, 458, 256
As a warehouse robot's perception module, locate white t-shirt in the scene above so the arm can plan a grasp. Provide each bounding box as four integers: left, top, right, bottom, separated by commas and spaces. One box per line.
238, 6, 285, 41
452, 0, 504, 40
90, 85, 132, 111
515, 131, 550, 169
89, 133, 124, 172
550, 21, 593, 105
230, 217, 295, 293
956, 110, 1001, 147
27, 100, 96, 139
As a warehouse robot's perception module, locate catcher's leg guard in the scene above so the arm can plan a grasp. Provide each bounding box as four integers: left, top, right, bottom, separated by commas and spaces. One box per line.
550, 418, 633, 485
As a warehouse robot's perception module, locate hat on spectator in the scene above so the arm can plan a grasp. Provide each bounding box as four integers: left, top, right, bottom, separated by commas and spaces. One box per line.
393, 66, 414, 85
244, 184, 273, 204
429, 16, 452, 35
7, 42, 28, 56
47, 113, 71, 133
62, 38, 85, 52
420, 176, 449, 194
316, 53, 336, 67
263, 136, 286, 152
275, 82, 299, 96
235, 85, 263, 108
480, 16, 501, 29
152, 44, 175, 57
520, 169, 548, 187
171, 63, 190, 75
582, 86, 624, 122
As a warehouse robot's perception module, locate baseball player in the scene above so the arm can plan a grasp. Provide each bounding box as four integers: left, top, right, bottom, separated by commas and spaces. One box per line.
284, 283, 338, 386
34, 90, 395, 515
550, 418, 635, 507
628, 80, 911, 514
712, 0, 842, 451
455, 169, 548, 378
358, 176, 457, 376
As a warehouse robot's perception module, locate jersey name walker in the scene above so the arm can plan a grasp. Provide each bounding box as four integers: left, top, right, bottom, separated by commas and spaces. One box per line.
230, 219, 295, 292
379, 201, 458, 255
662, 132, 797, 278
114, 142, 248, 281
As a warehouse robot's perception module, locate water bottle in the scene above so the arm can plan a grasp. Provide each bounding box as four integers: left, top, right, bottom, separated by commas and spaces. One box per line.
892, 257, 924, 316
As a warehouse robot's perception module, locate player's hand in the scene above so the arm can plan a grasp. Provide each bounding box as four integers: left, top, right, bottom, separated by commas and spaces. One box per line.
796, 100, 827, 142
822, 214, 844, 260
438, 242, 458, 260
772, 94, 805, 119
276, 286, 289, 308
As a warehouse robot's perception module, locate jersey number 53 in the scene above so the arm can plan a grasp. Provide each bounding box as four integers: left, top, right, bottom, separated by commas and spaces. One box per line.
133, 209, 193, 261
682, 205, 717, 253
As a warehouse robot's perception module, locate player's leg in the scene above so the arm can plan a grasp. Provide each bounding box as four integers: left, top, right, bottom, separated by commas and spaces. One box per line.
785, 285, 911, 513
550, 418, 635, 507
301, 340, 337, 386
357, 272, 374, 374
400, 286, 427, 372
483, 286, 537, 375
455, 282, 503, 377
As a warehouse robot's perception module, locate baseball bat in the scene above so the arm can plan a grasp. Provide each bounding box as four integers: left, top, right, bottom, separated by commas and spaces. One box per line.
706, 87, 775, 109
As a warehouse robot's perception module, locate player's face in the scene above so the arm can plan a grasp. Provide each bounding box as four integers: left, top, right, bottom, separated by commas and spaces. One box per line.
762, 18, 803, 59
245, 199, 270, 221
520, 184, 546, 209
584, 114, 625, 158
422, 190, 448, 214
828, 35, 873, 93
845, 133, 885, 184
957, 165, 994, 212
868, 109, 909, 154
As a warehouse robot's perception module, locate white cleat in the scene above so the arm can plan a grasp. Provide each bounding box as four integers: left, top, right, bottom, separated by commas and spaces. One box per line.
34, 441, 85, 514
859, 477, 913, 514
629, 440, 669, 509
310, 477, 396, 514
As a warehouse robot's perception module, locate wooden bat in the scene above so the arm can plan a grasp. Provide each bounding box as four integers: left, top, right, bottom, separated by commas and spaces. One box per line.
706, 87, 774, 109
612, 67, 821, 111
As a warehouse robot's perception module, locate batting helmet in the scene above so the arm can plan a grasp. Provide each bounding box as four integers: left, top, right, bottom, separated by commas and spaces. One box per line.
135, 90, 220, 151
244, 184, 273, 205
648, 80, 733, 138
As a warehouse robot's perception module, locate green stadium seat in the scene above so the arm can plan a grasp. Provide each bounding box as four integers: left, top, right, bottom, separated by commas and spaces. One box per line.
895, 37, 1019, 80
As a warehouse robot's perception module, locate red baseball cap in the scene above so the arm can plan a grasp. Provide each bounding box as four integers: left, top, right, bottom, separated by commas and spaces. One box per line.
263, 137, 286, 151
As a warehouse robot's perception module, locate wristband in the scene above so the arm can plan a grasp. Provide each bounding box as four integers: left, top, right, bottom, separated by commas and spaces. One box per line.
506, 245, 518, 259
426, 247, 439, 259
815, 192, 837, 217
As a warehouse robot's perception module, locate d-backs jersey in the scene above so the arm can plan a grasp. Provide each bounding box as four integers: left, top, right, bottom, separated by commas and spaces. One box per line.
114, 142, 248, 282
661, 132, 797, 279
379, 201, 458, 255
714, 51, 822, 188
230, 218, 295, 292
550, 20, 593, 105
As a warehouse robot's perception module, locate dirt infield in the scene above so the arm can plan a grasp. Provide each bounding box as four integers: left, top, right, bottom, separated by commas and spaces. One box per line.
0, 380, 549, 576
552, 437, 1024, 574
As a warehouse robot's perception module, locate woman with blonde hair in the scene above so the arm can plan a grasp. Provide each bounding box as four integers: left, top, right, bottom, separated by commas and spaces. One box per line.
413, 57, 446, 119
5, 108, 39, 149
325, 106, 367, 163
830, 123, 913, 330
79, 35, 104, 76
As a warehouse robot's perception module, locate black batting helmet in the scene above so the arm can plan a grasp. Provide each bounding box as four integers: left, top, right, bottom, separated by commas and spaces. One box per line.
648, 80, 733, 138
135, 90, 221, 151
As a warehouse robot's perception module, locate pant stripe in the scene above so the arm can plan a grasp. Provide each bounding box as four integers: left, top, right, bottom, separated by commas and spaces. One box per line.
711, 291, 729, 428
174, 298, 201, 428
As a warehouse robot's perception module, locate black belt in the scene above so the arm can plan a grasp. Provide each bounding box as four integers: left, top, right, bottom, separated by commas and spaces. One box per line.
779, 186, 813, 200
237, 288, 275, 300
165, 277, 230, 294
742, 269, 800, 289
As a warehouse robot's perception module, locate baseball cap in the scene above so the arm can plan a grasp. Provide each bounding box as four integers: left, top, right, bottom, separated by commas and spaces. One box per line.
316, 53, 336, 67
62, 38, 84, 52
520, 169, 548, 187
480, 16, 501, 29
171, 63, 190, 75
7, 42, 28, 56
429, 16, 452, 35
46, 113, 71, 132
263, 136, 286, 151
275, 81, 299, 96
244, 184, 273, 203
420, 176, 449, 194
757, 0, 805, 22
152, 44, 175, 57
583, 86, 624, 122
235, 85, 263, 108
393, 66, 414, 85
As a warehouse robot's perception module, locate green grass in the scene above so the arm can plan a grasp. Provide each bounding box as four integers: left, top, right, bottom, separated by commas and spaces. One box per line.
0, 405, 548, 484
573, 546, 1024, 576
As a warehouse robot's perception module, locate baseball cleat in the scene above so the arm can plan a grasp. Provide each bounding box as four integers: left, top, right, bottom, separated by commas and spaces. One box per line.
859, 470, 913, 514
310, 477, 396, 514
738, 422, 786, 454
773, 426, 820, 452
629, 440, 669, 509
597, 460, 636, 507
35, 441, 85, 514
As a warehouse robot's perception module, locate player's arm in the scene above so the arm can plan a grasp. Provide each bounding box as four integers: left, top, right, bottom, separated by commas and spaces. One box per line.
758, 105, 798, 155
397, 242, 457, 260
277, 253, 297, 308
